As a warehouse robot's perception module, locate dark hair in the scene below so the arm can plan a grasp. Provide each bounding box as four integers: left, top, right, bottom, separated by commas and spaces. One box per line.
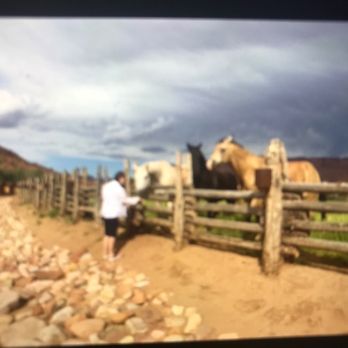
114, 171, 126, 181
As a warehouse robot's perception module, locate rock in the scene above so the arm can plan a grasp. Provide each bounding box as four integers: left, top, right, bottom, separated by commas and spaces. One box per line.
35, 270, 64, 281
64, 313, 87, 333
184, 313, 202, 334
70, 247, 88, 263
0, 317, 45, 346
13, 306, 34, 321
172, 305, 185, 316
38, 291, 53, 305
135, 305, 163, 325
125, 317, 148, 334
14, 276, 33, 288
69, 319, 105, 340
67, 289, 86, 307
50, 280, 66, 295
135, 280, 150, 288
125, 303, 139, 312
122, 291, 133, 300
99, 285, 115, 304
218, 333, 239, 340
135, 273, 146, 282
119, 335, 135, 343
112, 298, 126, 307
101, 325, 130, 343
1, 337, 43, 347
31, 304, 44, 316
50, 306, 74, 325
18, 264, 30, 278
25, 280, 54, 294
158, 292, 169, 303
86, 274, 102, 294
79, 253, 93, 265
196, 323, 218, 340
41, 299, 56, 319
163, 335, 184, 342
61, 339, 87, 345
0, 289, 20, 314
94, 305, 118, 320
110, 311, 134, 325
65, 271, 80, 284
151, 298, 162, 306
116, 282, 133, 298
165, 316, 186, 329
37, 324, 66, 344
150, 329, 166, 340
131, 289, 146, 305
0, 314, 13, 326
89, 333, 106, 344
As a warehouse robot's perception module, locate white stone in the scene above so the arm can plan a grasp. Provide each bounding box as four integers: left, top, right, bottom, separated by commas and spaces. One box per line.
37, 324, 66, 344
172, 305, 185, 316
184, 313, 202, 334
125, 317, 148, 334
50, 306, 74, 325
150, 330, 166, 340
118, 335, 135, 344
163, 335, 184, 342
165, 316, 186, 329
0, 317, 46, 346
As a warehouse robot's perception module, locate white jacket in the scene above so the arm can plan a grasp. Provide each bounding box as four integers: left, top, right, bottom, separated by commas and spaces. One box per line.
100, 180, 139, 219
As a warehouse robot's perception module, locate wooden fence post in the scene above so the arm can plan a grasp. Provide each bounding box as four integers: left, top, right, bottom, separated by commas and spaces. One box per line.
60, 171, 67, 215
173, 151, 185, 251
73, 168, 80, 222
48, 173, 54, 210
262, 139, 284, 276
95, 165, 102, 224
81, 167, 88, 186
34, 177, 41, 211
124, 159, 131, 195
41, 174, 48, 212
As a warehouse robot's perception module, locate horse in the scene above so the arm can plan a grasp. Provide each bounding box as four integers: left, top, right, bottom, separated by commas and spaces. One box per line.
187, 143, 239, 191
187, 143, 240, 218
133, 160, 190, 194
206, 136, 321, 223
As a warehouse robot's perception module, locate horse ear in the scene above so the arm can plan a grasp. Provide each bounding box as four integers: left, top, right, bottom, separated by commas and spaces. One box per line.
133, 161, 138, 171
198, 143, 202, 149
187, 143, 192, 149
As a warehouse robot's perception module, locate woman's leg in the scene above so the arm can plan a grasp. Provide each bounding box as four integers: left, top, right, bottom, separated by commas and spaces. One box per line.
103, 236, 109, 259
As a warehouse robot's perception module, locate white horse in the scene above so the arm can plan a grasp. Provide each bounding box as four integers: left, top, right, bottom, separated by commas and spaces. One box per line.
133, 160, 190, 192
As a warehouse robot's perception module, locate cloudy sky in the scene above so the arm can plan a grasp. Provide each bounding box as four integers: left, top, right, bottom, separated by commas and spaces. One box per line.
0, 19, 347, 174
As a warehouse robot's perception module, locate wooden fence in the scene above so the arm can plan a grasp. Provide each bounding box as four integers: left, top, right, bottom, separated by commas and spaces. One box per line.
16, 140, 348, 275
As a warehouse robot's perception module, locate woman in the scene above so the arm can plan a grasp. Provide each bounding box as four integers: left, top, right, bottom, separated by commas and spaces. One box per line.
100, 171, 140, 261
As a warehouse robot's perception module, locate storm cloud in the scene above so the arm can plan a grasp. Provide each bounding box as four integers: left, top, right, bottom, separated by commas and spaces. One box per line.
0, 19, 347, 166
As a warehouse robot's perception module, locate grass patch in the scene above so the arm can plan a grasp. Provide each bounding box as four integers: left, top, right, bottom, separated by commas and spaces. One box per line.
48, 208, 60, 218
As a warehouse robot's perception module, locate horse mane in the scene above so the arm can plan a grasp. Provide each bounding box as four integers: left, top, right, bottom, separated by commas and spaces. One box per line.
218, 135, 245, 149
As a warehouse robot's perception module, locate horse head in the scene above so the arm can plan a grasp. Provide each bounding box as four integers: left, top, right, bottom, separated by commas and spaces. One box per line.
206, 137, 233, 170
187, 142, 205, 174
133, 162, 151, 193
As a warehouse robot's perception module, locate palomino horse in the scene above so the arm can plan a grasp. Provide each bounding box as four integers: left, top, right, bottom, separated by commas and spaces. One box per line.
206, 136, 321, 204
133, 160, 190, 193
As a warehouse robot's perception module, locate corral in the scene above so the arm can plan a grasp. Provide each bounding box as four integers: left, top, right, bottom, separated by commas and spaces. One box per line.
17, 139, 348, 275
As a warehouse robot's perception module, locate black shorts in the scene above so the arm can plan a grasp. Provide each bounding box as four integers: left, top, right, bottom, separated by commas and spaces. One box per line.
103, 218, 119, 237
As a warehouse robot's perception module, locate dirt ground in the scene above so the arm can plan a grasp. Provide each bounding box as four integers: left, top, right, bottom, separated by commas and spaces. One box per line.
10, 198, 348, 339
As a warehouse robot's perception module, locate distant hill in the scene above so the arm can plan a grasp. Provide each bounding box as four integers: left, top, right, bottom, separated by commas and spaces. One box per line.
289, 157, 348, 183
0, 145, 55, 184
